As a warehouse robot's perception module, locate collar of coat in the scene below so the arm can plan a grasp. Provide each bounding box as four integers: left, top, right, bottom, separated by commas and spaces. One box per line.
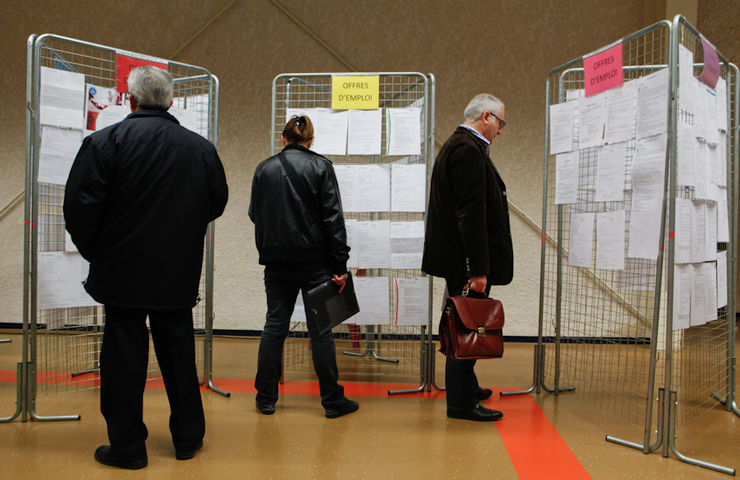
126, 108, 180, 124
454, 126, 488, 149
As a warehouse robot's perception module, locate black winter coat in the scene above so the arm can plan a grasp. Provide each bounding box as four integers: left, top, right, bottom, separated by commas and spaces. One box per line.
63, 109, 229, 309
249, 143, 349, 273
422, 127, 513, 284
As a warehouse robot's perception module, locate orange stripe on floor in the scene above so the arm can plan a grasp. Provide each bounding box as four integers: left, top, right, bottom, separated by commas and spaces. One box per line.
488, 388, 592, 480
0, 371, 590, 478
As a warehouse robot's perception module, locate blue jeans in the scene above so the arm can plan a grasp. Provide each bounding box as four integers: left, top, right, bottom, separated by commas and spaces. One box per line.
255, 267, 346, 409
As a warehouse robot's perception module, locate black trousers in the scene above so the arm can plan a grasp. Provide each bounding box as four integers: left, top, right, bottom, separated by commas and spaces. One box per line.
255, 267, 346, 409
101, 306, 205, 458
444, 276, 490, 410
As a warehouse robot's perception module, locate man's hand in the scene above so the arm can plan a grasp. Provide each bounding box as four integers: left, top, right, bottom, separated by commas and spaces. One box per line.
332, 273, 348, 293
468, 275, 487, 293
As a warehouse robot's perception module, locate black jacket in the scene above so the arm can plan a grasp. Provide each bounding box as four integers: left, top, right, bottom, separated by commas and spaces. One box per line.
63, 109, 229, 309
422, 126, 513, 284
249, 143, 349, 273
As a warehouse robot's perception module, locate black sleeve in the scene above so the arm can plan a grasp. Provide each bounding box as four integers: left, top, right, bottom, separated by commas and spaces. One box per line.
204, 146, 228, 222
449, 143, 489, 277
319, 163, 350, 274
62, 136, 109, 262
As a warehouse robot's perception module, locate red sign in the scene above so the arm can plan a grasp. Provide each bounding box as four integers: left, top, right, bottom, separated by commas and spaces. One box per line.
116, 54, 168, 93
698, 37, 720, 89
584, 43, 623, 97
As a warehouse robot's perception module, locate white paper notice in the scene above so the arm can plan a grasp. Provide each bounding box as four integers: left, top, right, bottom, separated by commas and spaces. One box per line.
705, 203, 717, 261
170, 106, 205, 138
555, 152, 579, 205
604, 80, 636, 144
391, 164, 426, 212
595, 142, 627, 202
65, 232, 78, 253
704, 262, 717, 324
568, 212, 594, 268
390, 221, 424, 269
394, 277, 429, 326
345, 219, 359, 268
673, 264, 691, 330
40, 66, 85, 130
93, 105, 130, 131
632, 133, 667, 193
38, 126, 83, 185
596, 210, 625, 270
690, 201, 706, 263
334, 164, 391, 212
676, 123, 696, 188
690, 263, 707, 327
357, 164, 391, 211
37, 252, 99, 310
674, 198, 692, 264
347, 109, 382, 155
627, 211, 662, 260
636, 68, 669, 139
549, 101, 576, 154
386, 108, 421, 155
287, 108, 348, 155
577, 94, 606, 149
717, 187, 730, 243
717, 251, 728, 309
349, 276, 390, 325
357, 220, 391, 268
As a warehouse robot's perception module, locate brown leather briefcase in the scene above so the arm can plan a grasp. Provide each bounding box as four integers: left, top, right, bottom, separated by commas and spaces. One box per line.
438, 294, 504, 360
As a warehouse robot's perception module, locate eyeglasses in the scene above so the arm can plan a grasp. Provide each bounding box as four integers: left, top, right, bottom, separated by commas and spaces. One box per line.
488, 111, 505, 130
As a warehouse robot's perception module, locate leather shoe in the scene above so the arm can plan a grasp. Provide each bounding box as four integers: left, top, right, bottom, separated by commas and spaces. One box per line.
475, 388, 493, 400
325, 399, 359, 418
175, 440, 203, 460
256, 399, 276, 415
94, 445, 147, 469
447, 404, 503, 422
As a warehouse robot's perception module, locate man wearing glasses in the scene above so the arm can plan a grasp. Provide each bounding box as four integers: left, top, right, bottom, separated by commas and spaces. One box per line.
422, 93, 513, 422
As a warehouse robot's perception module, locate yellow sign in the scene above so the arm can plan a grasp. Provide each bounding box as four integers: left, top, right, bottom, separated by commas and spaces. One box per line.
331, 75, 379, 110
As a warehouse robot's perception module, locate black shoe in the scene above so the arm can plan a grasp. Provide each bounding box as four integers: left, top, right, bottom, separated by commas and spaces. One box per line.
447, 404, 504, 422
175, 440, 203, 460
325, 400, 359, 419
94, 445, 147, 470
475, 388, 493, 400
256, 399, 276, 415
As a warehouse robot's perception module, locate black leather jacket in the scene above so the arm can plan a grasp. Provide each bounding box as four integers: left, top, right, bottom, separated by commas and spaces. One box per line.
249, 143, 349, 273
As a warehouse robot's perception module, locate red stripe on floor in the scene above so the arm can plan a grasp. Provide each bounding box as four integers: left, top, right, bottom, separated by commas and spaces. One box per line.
0, 371, 590, 478
488, 388, 592, 480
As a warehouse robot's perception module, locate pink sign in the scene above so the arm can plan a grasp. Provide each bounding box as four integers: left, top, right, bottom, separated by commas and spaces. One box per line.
698, 37, 720, 89
584, 43, 623, 96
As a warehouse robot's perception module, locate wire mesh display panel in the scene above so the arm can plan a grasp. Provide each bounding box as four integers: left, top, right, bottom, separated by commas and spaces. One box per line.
669, 17, 735, 431
540, 22, 672, 431
28, 35, 218, 396
271, 73, 433, 380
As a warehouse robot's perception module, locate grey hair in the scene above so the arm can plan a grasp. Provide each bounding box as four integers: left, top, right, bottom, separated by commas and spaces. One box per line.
127, 65, 173, 109
463, 94, 504, 122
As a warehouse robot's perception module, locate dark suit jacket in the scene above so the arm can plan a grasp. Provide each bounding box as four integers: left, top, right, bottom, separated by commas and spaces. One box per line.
63, 109, 229, 309
421, 126, 513, 285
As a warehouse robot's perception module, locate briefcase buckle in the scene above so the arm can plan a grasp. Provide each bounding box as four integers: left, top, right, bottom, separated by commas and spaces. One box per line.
477, 326, 486, 337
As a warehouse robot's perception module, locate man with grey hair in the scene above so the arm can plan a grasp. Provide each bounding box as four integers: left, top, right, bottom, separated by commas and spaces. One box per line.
422, 93, 513, 422
64, 65, 228, 468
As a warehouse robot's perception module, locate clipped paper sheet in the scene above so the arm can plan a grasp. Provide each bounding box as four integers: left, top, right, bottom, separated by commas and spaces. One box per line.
674, 198, 692, 264
40, 66, 85, 130
390, 221, 424, 269
555, 152, 579, 205
357, 220, 391, 268
636, 68, 669, 139
568, 212, 594, 268
595, 142, 627, 202
37, 252, 99, 310
604, 80, 636, 144
673, 264, 692, 330
349, 276, 390, 325
38, 126, 83, 185
717, 251, 728, 309
577, 94, 606, 149
596, 210, 625, 270
347, 109, 382, 155
394, 277, 429, 326
690, 263, 707, 327
345, 219, 359, 268
334, 164, 390, 212
549, 101, 576, 154
391, 164, 426, 212
286, 108, 348, 155
386, 108, 421, 155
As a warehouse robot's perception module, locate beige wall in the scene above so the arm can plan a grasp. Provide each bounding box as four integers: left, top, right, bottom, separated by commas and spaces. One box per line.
1, 1, 737, 334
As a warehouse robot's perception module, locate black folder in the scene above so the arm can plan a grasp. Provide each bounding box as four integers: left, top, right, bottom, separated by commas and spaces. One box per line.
305, 272, 360, 335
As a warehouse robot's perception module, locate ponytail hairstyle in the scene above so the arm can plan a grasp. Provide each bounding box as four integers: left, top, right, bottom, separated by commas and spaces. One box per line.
282, 115, 314, 144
